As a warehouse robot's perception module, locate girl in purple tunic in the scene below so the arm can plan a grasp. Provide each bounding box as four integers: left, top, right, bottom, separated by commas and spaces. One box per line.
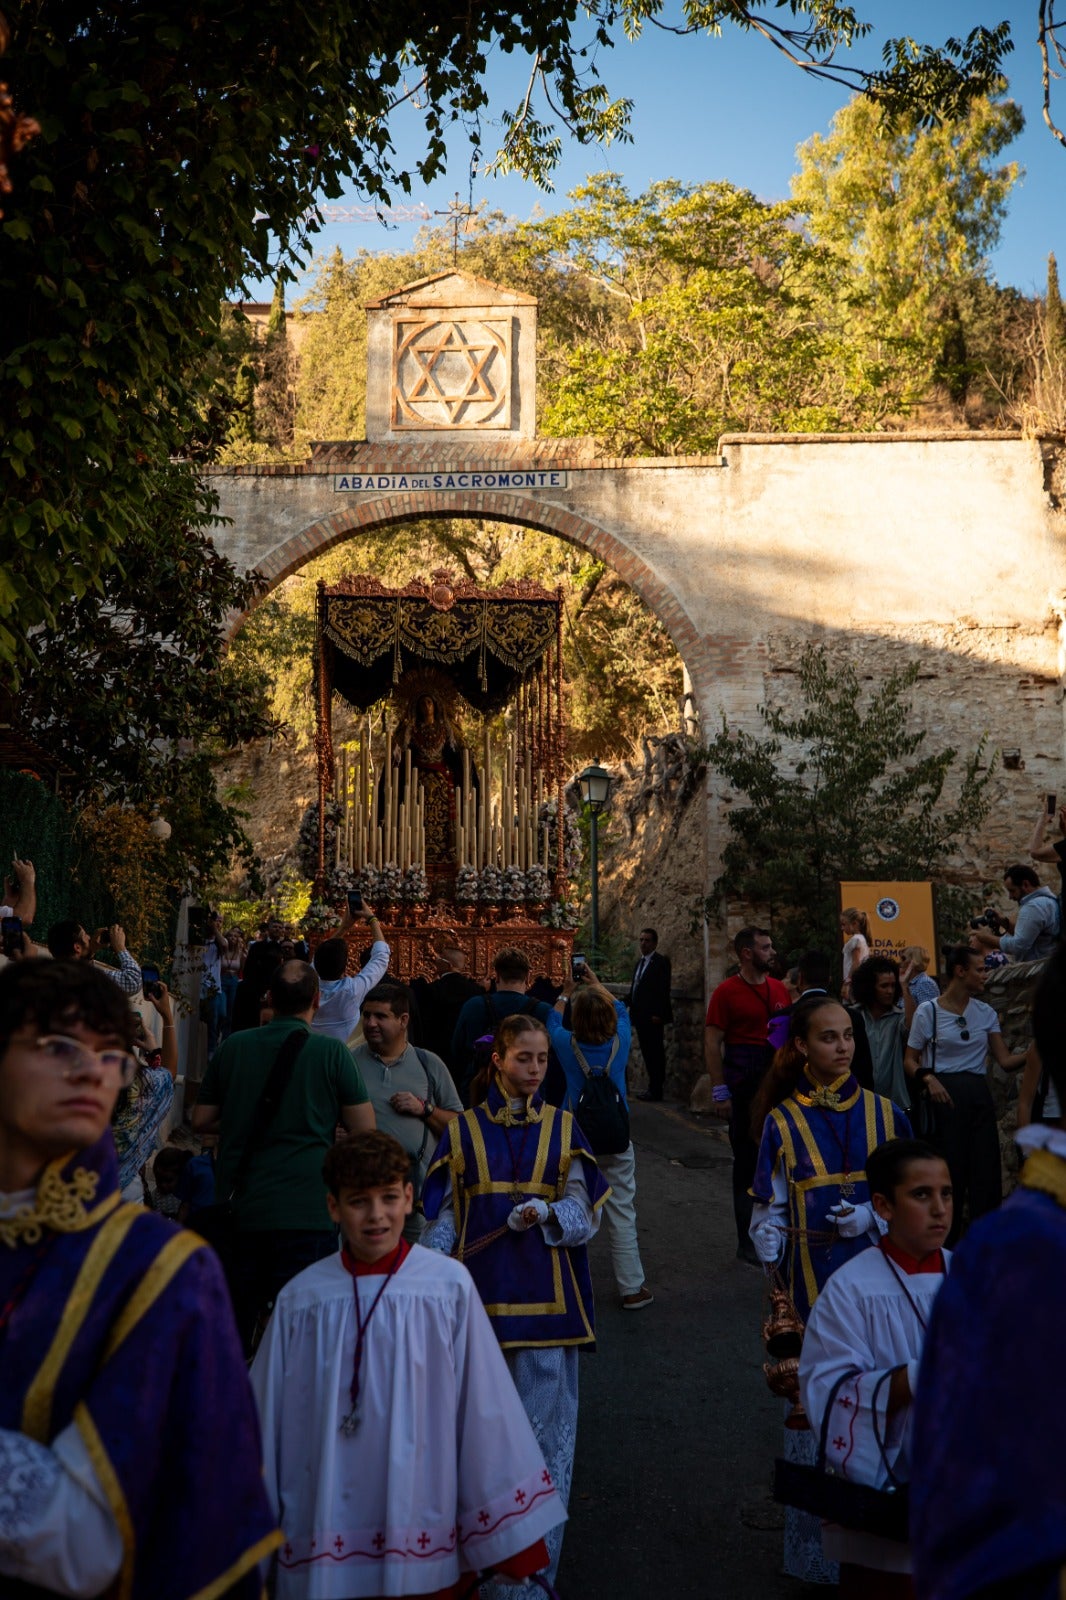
422, 1013, 609, 1594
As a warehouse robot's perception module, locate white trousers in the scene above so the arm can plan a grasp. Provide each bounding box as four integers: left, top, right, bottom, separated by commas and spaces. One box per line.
595, 1142, 646, 1296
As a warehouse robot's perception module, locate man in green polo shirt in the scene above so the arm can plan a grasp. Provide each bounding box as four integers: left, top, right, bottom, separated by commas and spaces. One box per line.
193, 960, 374, 1351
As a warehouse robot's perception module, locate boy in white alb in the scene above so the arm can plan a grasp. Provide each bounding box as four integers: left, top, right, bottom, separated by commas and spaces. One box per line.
251, 1130, 565, 1600
798, 1138, 953, 1600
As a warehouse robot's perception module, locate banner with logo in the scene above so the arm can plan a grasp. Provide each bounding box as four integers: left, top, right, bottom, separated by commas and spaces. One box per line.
838, 882, 938, 975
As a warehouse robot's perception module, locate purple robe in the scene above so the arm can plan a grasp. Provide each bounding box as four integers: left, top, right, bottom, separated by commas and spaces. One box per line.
422, 1082, 609, 1348
1, 1132, 280, 1599
751, 1076, 911, 1321
912, 1165, 1066, 1600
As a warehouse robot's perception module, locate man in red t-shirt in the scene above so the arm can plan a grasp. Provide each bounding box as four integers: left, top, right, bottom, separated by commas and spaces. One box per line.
705, 927, 790, 1263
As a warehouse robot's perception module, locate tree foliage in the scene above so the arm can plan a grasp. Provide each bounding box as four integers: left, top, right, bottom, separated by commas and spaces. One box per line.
521, 173, 929, 452
703, 645, 997, 957
0, 1, 1026, 670
15, 464, 276, 887
792, 93, 1024, 405
0, 0, 639, 671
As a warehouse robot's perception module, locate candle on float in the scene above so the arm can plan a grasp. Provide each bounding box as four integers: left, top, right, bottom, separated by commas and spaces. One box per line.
384, 743, 394, 864
483, 727, 492, 863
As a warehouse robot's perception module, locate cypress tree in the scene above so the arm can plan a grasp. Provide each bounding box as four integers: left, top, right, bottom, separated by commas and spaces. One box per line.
1047, 253, 1065, 355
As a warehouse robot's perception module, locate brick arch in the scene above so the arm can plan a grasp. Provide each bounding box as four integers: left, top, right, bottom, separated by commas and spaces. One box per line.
241, 490, 714, 707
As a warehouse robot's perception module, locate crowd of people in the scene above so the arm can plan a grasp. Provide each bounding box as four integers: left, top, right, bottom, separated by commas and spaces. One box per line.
700, 840, 1066, 1598
0, 857, 662, 1599
3, 835, 1066, 1599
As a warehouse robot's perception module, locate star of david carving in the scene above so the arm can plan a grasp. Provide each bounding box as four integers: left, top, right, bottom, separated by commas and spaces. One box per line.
393, 317, 510, 429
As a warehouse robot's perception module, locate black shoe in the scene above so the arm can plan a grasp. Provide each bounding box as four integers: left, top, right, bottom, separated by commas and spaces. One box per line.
636, 1090, 663, 1102
736, 1243, 761, 1268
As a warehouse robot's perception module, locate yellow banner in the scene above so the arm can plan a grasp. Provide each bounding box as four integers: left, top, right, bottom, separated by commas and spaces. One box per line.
838, 882, 938, 976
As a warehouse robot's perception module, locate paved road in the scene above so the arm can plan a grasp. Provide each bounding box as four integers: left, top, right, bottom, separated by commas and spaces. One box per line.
557, 1100, 828, 1600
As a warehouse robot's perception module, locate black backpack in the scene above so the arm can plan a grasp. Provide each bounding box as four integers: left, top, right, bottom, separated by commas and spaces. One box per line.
572, 1034, 629, 1156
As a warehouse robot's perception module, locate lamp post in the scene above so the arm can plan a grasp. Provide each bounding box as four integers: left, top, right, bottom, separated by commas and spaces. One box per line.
577, 761, 612, 960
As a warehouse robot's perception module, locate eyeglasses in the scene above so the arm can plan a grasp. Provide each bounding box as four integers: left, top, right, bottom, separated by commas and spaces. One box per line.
955, 1017, 971, 1042
35, 1034, 137, 1087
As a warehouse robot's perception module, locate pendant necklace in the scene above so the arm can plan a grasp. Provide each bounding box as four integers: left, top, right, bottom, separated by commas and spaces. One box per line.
880, 1248, 931, 1332
817, 1099, 856, 1202
339, 1244, 405, 1437
502, 1108, 536, 1205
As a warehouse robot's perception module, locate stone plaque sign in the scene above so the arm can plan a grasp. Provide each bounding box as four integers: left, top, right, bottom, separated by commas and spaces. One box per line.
333, 470, 569, 492
364, 272, 537, 443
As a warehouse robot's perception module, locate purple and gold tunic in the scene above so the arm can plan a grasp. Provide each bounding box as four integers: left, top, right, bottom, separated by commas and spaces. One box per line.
751, 1073, 911, 1321
422, 1081, 609, 1349
1, 1133, 280, 1599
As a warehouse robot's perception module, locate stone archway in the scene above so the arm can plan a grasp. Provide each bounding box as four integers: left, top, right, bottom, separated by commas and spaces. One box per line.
206, 266, 1066, 1082
239, 490, 714, 718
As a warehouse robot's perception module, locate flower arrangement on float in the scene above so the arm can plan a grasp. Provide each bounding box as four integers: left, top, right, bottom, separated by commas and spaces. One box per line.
478, 863, 503, 903
376, 862, 403, 903
297, 798, 342, 879
502, 864, 527, 904
538, 796, 582, 880
524, 863, 550, 904
324, 863, 359, 903
455, 863, 479, 903
541, 898, 581, 930
402, 863, 429, 903
302, 898, 342, 935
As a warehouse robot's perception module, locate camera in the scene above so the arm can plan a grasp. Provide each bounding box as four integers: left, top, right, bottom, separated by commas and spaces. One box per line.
96, 926, 111, 949
347, 890, 364, 914
571, 953, 586, 981
2, 916, 23, 958
969, 906, 1008, 935
140, 964, 163, 1000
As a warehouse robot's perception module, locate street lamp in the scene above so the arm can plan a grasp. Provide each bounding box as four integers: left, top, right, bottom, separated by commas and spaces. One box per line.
577, 761, 612, 959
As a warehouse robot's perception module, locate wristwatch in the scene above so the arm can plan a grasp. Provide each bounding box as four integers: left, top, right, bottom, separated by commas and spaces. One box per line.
421, 1100, 435, 1120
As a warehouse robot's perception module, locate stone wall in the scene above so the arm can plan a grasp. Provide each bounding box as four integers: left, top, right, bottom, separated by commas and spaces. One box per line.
592, 735, 709, 1098
209, 430, 1066, 1018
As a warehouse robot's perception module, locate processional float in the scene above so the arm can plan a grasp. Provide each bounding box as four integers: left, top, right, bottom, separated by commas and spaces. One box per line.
313, 568, 576, 982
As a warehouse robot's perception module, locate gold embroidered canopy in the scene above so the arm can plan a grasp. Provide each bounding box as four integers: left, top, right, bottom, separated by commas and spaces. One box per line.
316, 570, 562, 714
313, 570, 567, 897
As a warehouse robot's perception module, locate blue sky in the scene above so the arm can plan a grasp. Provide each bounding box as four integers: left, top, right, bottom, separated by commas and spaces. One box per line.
275, 2, 1062, 302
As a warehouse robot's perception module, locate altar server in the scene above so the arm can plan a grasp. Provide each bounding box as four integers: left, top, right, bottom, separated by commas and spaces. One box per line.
799, 1138, 952, 1598
749, 996, 912, 1585
749, 997, 913, 1320
251, 1130, 566, 1599
422, 1013, 610, 1594
911, 944, 1066, 1600
0, 959, 278, 1599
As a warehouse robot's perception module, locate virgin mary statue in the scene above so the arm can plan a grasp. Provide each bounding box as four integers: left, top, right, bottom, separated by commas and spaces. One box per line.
391, 691, 473, 866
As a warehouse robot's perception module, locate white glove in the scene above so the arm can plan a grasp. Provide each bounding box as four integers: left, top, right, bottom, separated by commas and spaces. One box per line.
751, 1222, 785, 1264
827, 1201, 877, 1240
507, 1199, 550, 1231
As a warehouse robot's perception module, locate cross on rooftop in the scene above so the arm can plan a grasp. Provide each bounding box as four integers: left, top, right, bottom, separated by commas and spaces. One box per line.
434, 192, 478, 266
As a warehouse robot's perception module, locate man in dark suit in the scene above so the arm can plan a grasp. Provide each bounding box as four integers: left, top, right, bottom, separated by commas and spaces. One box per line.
629, 926, 673, 1101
